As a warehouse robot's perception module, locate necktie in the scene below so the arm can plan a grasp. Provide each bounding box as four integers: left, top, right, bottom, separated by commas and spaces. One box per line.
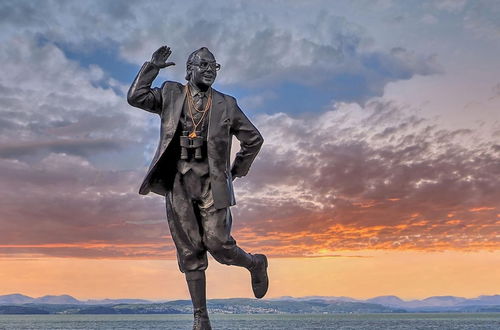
195, 92, 205, 111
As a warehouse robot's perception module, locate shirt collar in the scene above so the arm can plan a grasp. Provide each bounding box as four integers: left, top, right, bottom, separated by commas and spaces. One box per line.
188, 82, 208, 97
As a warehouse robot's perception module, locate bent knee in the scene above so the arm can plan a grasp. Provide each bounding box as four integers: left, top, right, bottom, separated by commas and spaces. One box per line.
205, 237, 235, 259
204, 236, 225, 253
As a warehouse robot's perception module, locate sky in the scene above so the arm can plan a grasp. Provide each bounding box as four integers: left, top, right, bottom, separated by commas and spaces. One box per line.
0, 0, 499, 300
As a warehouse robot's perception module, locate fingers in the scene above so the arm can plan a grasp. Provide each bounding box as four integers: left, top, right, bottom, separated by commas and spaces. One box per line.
155, 45, 172, 58
160, 45, 171, 57
151, 45, 174, 69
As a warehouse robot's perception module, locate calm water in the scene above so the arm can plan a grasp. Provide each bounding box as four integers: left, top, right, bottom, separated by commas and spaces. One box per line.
0, 314, 498, 330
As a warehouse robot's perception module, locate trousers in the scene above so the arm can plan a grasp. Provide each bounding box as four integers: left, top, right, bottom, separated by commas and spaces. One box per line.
165, 169, 252, 272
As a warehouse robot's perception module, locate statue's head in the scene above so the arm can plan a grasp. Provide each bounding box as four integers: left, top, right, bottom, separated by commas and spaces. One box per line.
185, 47, 220, 89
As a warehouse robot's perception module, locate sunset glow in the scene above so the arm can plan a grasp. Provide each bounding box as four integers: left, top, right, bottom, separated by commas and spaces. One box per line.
0, 250, 498, 300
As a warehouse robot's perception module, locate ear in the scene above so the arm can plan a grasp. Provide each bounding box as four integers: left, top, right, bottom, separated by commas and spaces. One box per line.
185, 66, 192, 80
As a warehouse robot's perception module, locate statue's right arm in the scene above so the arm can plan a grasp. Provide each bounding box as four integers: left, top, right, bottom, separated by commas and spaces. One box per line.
127, 62, 163, 114
127, 46, 175, 114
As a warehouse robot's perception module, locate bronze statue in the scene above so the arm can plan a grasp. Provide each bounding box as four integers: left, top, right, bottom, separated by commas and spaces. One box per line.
127, 45, 268, 330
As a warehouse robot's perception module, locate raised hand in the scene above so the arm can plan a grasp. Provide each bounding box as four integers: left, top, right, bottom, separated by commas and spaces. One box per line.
151, 45, 175, 69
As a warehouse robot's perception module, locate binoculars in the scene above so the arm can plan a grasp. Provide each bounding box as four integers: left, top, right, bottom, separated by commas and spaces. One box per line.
180, 130, 204, 160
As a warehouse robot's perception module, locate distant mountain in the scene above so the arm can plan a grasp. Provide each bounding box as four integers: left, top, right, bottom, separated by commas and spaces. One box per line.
265, 295, 500, 312
0, 294, 33, 305
0, 299, 404, 315
364, 295, 500, 310
0, 294, 152, 305
461, 295, 500, 306
85, 298, 152, 305
419, 296, 469, 307
0, 293, 498, 314
272, 296, 359, 303
366, 295, 463, 308
366, 295, 406, 306
34, 295, 81, 304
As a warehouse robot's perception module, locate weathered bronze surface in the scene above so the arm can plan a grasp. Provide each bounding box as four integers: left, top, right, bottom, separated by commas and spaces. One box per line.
128, 46, 268, 330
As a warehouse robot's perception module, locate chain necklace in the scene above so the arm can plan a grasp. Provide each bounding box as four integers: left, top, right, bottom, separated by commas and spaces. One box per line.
186, 84, 212, 138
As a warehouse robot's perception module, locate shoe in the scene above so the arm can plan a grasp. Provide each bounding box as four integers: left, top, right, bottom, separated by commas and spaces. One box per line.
249, 254, 269, 299
193, 308, 212, 330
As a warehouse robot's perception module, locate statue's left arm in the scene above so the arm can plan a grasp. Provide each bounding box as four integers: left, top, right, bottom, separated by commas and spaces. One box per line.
229, 97, 264, 179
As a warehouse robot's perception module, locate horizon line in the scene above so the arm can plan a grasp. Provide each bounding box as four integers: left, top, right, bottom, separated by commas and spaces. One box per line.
2, 293, 499, 302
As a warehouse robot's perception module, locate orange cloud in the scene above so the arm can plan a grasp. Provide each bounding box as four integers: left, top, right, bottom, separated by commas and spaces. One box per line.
469, 207, 496, 212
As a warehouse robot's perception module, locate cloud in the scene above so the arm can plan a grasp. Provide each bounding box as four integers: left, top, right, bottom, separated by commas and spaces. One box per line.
464, 1, 500, 40
0, 139, 124, 159
0, 1, 497, 260
0, 35, 155, 165
0, 0, 440, 104
116, 7, 441, 103
0, 35, 171, 258
1, 36, 493, 258
427, 0, 500, 40
433, 0, 467, 13
0, 153, 173, 258
229, 99, 500, 255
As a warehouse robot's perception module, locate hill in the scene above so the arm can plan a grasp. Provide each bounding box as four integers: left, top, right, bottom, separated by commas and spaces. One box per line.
0, 294, 498, 314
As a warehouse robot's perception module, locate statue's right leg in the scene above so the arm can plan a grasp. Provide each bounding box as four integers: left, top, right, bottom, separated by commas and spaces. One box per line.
165, 171, 211, 330
185, 270, 210, 330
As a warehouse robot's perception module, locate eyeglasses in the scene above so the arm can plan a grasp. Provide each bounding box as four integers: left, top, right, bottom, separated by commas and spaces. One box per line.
193, 61, 221, 71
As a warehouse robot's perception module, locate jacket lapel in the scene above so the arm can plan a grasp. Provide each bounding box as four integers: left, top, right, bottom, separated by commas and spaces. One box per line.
158, 84, 185, 158
170, 85, 186, 132
208, 89, 225, 140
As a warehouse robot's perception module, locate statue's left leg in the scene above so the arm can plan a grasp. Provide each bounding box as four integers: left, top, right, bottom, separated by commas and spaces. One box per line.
198, 200, 252, 268
198, 189, 269, 298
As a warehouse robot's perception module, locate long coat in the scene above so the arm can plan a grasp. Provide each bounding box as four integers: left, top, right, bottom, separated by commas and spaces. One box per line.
127, 62, 264, 209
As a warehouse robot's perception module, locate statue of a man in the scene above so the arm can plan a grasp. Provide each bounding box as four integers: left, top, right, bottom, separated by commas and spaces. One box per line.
127, 45, 268, 330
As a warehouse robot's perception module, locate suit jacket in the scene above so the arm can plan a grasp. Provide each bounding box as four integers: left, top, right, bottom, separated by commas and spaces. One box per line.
127, 62, 264, 209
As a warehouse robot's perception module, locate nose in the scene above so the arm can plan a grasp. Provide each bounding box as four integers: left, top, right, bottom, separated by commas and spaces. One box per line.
204, 69, 216, 76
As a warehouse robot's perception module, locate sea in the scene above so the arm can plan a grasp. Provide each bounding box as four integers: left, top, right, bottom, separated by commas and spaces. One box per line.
0, 313, 498, 330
